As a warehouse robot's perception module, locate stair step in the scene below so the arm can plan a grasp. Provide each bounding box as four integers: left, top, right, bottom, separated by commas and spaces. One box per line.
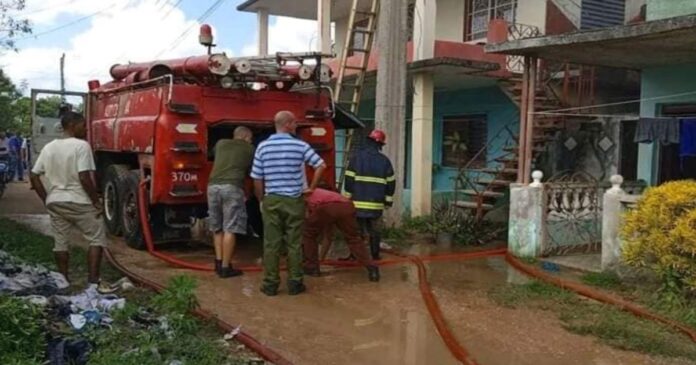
460, 189, 505, 198
453, 201, 494, 211
478, 168, 518, 175
476, 179, 513, 187
495, 157, 519, 165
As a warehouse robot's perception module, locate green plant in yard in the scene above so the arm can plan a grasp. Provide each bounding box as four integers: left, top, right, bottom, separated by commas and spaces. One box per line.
489, 281, 696, 361
152, 275, 199, 314
0, 296, 45, 364
427, 199, 464, 234
581, 271, 622, 290
620, 180, 696, 296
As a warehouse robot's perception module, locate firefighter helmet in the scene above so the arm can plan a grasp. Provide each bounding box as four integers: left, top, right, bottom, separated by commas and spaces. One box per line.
368, 129, 386, 144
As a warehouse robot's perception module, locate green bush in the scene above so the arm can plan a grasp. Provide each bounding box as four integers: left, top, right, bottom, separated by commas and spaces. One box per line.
0, 296, 45, 364
621, 180, 696, 295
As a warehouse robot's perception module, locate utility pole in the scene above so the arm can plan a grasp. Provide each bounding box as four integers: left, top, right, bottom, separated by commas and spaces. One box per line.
59, 53, 66, 102
375, 0, 408, 226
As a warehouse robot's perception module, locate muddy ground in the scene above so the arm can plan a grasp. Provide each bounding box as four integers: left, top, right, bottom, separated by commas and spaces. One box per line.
0, 182, 690, 365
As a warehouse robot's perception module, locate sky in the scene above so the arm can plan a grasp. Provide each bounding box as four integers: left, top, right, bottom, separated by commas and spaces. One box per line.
0, 0, 319, 94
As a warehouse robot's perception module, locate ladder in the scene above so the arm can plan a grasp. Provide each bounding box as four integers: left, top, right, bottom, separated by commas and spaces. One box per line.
334, 0, 380, 189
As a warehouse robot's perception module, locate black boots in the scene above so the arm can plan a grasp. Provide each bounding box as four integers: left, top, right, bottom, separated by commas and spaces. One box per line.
367, 266, 380, 282
215, 259, 243, 278
287, 280, 306, 295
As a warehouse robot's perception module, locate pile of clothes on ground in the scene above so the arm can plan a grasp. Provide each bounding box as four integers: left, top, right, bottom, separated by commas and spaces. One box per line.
0, 250, 133, 365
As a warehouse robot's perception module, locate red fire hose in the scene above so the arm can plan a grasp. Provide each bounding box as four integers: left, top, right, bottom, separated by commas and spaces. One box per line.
505, 253, 696, 343
103, 248, 294, 365
133, 180, 696, 364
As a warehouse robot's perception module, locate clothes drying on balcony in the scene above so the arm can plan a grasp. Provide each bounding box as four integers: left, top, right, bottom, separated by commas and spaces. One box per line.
634, 117, 680, 145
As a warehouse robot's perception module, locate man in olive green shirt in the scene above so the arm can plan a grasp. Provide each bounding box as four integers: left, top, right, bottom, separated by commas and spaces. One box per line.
208, 126, 254, 278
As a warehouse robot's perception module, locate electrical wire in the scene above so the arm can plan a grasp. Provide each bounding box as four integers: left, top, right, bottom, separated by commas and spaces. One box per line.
160, 0, 185, 20
17, 0, 78, 16
531, 89, 696, 115
7, 2, 119, 42
152, 0, 228, 59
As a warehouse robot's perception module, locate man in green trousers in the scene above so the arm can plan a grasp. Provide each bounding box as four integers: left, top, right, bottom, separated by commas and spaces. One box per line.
251, 111, 327, 296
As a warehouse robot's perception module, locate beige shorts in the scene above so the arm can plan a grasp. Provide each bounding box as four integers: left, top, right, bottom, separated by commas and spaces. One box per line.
46, 202, 107, 252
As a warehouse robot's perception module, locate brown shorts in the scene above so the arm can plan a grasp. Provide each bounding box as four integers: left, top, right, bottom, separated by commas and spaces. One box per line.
46, 202, 107, 252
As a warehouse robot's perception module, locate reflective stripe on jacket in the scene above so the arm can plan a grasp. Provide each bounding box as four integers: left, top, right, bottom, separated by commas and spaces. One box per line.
343, 143, 395, 218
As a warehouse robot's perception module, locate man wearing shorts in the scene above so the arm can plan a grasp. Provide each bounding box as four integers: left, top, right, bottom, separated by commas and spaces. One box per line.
208, 126, 254, 278
30, 111, 106, 286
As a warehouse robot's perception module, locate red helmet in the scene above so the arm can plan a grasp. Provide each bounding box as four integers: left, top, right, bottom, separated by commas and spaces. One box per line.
368, 129, 386, 144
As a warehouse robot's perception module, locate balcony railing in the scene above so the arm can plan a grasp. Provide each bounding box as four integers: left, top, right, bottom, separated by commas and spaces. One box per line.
506, 23, 541, 73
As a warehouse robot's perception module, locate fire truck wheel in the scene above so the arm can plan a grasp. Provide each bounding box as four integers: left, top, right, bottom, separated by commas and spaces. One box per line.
102, 164, 130, 236
121, 170, 146, 250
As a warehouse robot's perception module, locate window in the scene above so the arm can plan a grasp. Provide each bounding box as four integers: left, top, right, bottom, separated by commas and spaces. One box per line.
465, 0, 518, 41
442, 115, 488, 168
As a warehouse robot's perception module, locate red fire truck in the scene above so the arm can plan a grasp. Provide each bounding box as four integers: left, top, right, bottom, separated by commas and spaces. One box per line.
32, 27, 359, 249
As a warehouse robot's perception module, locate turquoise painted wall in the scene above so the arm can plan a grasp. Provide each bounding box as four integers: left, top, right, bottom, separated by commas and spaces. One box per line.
646, 0, 696, 21
430, 86, 519, 193
638, 63, 696, 184
336, 86, 518, 210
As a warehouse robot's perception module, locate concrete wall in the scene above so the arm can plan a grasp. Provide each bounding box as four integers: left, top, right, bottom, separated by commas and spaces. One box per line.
435, 0, 464, 42
343, 86, 518, 211
646, 0, 696, 20
638, 63, 696, 184
517, 0, 548, 33
548, 0, 582, 28
625, 0, 646, 22
430, 86, 519, 191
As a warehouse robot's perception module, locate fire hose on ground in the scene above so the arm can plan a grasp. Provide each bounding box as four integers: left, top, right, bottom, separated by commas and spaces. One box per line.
123, 179, 696, 364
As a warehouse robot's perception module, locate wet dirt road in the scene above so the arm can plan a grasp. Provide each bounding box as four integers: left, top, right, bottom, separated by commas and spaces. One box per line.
2, 183, 691, 365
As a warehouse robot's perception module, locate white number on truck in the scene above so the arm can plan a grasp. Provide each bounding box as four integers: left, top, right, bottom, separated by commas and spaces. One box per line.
171, 172, 198, 182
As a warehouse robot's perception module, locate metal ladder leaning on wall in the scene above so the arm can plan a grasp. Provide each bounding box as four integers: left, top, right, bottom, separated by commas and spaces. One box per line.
334, 0, 380, 189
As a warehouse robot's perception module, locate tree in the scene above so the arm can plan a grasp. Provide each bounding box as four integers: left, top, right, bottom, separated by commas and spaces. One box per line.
0, 0, 31, 50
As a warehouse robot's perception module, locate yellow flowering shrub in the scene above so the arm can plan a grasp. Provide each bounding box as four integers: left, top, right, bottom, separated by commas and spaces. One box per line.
621, 180, 696, 292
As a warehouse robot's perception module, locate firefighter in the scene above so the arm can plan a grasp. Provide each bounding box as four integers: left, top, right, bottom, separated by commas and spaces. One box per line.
344, 129, 395, 260
302, 188, 380, 282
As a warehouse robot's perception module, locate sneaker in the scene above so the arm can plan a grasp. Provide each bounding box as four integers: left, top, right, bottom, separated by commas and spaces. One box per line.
218, 267, 243, 278
260, 285, 278, 297
287, 281, 306, 296
97, 280, 117, 294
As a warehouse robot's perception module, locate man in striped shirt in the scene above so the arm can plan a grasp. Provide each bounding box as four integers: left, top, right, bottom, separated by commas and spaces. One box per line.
252, 111, 327, 296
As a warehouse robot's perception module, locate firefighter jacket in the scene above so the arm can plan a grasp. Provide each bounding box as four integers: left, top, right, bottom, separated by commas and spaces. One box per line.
343, 143, 396, 218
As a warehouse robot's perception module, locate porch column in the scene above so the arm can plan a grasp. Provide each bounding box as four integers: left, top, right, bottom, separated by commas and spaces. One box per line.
257, 8, 269, 56
411, 73, 434, 217
317, 0, 332, 54
410, 0, 437, 217
517, 56, 537, 184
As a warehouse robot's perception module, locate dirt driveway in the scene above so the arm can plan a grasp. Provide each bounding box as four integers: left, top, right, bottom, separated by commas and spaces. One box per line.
1, 183, 690, 365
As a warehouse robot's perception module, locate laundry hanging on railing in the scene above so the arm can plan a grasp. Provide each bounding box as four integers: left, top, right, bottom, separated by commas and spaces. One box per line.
680, 118, 696, 159
634, 117, 680, 144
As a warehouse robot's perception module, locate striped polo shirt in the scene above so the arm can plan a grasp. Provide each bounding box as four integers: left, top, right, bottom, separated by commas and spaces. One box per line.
251, 133, 324, 197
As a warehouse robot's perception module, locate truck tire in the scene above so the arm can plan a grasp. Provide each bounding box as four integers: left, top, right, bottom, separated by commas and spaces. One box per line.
102, 164, 130, 235
120, 170, 146, 250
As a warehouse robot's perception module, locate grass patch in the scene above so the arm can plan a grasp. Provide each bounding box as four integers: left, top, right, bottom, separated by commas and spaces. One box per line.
580, 271, 622, 290
489, 281, 696, 361
0, 218, 257, 364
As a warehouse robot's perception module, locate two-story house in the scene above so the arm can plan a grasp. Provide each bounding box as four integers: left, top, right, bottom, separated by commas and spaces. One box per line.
237, 0, 640, 218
